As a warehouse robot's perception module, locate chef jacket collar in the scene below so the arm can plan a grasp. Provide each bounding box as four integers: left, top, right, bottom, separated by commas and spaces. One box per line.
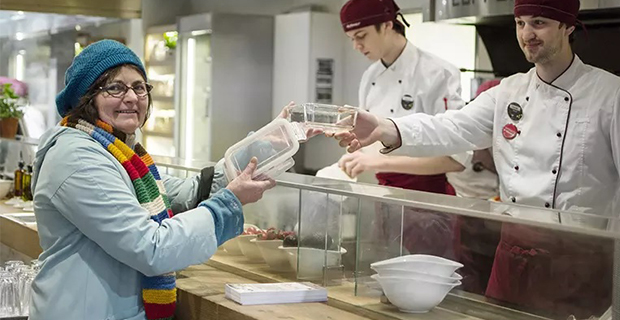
535, 54, 586, 91
379, 41, 419, 74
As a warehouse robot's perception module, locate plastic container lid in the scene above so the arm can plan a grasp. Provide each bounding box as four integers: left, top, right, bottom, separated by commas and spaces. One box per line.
287, 103, 358, 140
224, 119, 300, 182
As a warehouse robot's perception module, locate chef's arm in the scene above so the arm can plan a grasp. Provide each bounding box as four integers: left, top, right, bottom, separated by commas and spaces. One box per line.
373, 155, 465, 175
339, 152, 465, 178
380, 86, 497, 156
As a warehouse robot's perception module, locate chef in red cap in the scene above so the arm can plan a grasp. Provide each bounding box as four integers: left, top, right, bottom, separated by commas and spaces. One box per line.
339, 0, 471, 196
335, 0, 618, 317
338, 0, 483, 261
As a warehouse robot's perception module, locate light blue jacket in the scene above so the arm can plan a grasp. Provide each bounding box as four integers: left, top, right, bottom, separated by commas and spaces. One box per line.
30, 127, 243, 320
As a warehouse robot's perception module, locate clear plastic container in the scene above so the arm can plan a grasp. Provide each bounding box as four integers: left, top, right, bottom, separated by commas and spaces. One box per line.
224, 119, 300, 181
287, 103, 358, 140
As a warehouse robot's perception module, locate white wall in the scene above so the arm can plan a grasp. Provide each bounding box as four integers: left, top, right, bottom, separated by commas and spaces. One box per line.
404, 13, 477, 101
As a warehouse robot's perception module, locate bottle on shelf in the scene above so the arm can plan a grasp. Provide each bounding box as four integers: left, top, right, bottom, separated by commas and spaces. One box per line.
22, 164, 33, 201
13, 160, 25, 198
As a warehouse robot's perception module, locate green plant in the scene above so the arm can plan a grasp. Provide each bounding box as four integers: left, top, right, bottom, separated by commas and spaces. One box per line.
163, 31, 178, 50
0, 83, 24, 119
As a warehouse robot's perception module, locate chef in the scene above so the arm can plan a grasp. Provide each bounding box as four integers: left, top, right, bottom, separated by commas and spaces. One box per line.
339, 0, 466, 195
338, 0, 474, 261
334, 0, 619, 317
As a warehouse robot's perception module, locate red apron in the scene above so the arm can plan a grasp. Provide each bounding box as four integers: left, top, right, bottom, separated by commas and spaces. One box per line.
373, 172, 460, 260
458, 218, 501, 295
485, 223, 613, 319
375, 172, 455, 195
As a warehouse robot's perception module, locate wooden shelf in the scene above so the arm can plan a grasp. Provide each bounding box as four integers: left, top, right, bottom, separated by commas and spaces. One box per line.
205, 254, 551, 320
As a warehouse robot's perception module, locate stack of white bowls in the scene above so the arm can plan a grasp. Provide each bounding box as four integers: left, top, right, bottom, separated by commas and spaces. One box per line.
370, 254, 463, 314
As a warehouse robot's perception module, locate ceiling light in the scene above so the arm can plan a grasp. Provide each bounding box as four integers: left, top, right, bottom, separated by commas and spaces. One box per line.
15, 32, 24, 41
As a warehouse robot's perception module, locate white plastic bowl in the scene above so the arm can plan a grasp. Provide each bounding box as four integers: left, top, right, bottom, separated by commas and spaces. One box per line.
252, 239, 292, 272
0, 180, 11, 199
220, 224, 261, 256
374, 268, 462, 284
237, 235, 265, 263
220, 237, 243, 255
279, 246, 347, 279
371, 254, 463, 278
371, 274, 460, 313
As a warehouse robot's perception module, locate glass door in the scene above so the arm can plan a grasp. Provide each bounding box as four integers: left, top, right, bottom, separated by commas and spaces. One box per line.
143, 26, 177, 157
177, 30, 212, 161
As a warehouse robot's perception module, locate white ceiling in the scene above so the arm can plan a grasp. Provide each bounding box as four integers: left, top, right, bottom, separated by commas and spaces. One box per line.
0, 10, 115, 39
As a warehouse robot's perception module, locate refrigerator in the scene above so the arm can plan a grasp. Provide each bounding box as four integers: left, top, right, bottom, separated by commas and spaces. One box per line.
143, 24, 177, 157
175, 13, 274, 162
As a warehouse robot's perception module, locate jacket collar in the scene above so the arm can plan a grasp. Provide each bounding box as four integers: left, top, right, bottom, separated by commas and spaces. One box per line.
378, 41, 419, 74
536, 54, 586, 91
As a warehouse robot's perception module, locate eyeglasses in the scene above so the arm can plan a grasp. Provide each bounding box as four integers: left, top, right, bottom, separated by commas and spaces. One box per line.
99, 82, 153, 98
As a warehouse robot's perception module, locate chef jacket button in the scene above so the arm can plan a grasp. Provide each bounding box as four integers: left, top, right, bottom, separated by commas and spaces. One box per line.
556, 132, 562, 138
545, 202, 551, 208
372, 82, 376, 86
526, 97, 529, 101
365, 109, 370, 112
564, 97, 569, 102
552, 168, 557, 174
390, 109, 394, 113
510, 197, 516, 203
398, 80, 402, 84
514, 165, 519, 171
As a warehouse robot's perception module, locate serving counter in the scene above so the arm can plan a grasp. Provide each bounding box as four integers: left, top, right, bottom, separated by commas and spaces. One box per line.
0, 150, 617, 320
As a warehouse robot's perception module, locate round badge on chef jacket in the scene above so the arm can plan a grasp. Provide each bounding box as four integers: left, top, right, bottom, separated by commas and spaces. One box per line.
401, 94, 414, 110
507, 102, 523, 121
502, 124, 519, 140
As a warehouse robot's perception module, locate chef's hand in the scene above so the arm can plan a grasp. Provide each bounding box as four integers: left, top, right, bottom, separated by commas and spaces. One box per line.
226, 157, 276, 205
338, 151, 385, 178
277, 101, 323, 140
331, 108, 401, 153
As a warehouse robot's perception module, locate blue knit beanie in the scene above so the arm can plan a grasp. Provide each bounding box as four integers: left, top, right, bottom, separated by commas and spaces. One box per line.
56, 39, 147, 117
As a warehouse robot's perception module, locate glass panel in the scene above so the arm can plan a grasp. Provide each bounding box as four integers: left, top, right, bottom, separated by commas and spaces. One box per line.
178, 31, 212, 161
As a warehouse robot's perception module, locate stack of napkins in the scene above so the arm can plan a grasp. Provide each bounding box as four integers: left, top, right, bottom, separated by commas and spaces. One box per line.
225, 282, 328, 305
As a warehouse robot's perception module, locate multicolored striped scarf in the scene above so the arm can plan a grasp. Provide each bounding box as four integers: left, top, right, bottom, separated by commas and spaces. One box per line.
61, 117, 176, 320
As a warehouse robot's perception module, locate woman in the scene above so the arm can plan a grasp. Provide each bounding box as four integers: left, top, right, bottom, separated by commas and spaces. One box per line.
30, 40, 276, 320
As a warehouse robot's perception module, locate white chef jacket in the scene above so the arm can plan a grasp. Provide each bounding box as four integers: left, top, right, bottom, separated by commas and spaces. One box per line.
359, 41, 498, 199
359, 41, 463, 117
389, 55, 620, 225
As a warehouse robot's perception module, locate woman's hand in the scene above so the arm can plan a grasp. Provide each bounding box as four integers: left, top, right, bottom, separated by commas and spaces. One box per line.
338, 151, 385, 178
226, 157, 276, 205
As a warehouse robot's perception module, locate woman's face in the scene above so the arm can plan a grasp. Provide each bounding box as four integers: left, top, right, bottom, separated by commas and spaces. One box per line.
94, 66, 149, 134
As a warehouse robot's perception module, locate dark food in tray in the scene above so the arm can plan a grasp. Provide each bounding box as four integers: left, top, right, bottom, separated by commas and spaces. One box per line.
256, 227, 295, 241
283, 233, 337, 251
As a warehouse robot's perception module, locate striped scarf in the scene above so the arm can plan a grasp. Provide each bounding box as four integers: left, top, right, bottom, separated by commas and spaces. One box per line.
62, 117, 176, 320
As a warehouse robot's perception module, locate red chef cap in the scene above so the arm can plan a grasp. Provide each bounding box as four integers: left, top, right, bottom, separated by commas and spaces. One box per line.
514, 0, 580, 26
340, 0, 407, 32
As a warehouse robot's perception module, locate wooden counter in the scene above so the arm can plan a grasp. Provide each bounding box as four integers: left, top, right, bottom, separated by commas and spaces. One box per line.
0, 201, 549, 320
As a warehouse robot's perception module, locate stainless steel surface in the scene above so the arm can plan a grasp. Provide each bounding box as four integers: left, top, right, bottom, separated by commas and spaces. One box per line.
0, 0, 141, 19
151, 156, 620, 241
434, 0, 620, 22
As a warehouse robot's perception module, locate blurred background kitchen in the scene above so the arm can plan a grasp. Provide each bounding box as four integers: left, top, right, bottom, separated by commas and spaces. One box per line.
1, 0, 620, 177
